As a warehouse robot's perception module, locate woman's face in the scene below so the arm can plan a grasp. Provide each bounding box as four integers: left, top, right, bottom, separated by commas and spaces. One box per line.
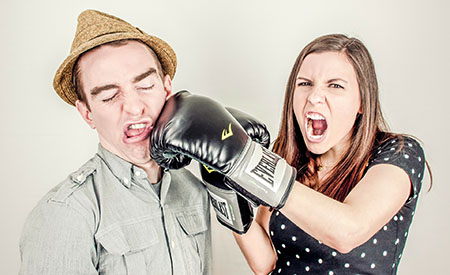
293, 51, 361, 157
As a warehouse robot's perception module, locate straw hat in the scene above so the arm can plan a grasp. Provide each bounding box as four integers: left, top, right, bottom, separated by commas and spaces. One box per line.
53, 9, 177, 106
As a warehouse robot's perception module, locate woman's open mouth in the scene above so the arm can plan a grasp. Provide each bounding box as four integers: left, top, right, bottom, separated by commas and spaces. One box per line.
305, 112, 328, 142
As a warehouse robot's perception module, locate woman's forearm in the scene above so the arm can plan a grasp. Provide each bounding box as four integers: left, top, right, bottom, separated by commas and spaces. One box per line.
233, 215, 276, 274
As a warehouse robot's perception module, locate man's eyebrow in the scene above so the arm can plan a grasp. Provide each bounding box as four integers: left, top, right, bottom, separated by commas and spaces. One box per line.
133, 68, 157, 83
90, 84, 119, 97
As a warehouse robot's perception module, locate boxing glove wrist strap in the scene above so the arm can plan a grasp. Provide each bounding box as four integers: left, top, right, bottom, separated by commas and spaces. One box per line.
225, 139, 296, 209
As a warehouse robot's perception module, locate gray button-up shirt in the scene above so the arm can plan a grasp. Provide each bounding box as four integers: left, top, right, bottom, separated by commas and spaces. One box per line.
20, 145, 211, 274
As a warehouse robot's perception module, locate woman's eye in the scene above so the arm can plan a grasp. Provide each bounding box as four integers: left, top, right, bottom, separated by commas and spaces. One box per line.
297, 81, 311, 87
330, 83, 344, 89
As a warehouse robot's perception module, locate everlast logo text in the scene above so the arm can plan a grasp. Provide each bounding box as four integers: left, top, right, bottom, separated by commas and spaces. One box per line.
211, 196, 229, 219
250, 148, 280, 186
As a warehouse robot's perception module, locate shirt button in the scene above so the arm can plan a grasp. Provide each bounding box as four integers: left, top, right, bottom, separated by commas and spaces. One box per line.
122, 178, 129, 184
171, 241, 176, 248
135, 171, 141, 177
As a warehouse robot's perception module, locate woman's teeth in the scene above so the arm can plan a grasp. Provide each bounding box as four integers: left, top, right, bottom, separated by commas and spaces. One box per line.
306, 113, 325, 120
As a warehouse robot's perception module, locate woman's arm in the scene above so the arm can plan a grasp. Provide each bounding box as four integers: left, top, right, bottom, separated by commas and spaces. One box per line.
281, 163, 411, 253
233, 206, 277, 275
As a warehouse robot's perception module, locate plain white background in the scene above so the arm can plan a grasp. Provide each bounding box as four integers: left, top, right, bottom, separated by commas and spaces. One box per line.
1, 0, 449, 274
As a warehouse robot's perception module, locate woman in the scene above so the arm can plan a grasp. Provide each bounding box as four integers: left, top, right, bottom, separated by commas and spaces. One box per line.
234, 34, 431, 274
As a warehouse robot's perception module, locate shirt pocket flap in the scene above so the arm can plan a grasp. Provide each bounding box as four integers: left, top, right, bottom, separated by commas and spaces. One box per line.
175, 206, 208, 236
96, 218, 159, 255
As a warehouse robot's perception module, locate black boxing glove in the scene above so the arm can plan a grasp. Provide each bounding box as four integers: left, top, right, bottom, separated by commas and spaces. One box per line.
201, 166, 253, 234
151, 91, 296, 209
200, 107, 270, 234
154, 107, 270, 170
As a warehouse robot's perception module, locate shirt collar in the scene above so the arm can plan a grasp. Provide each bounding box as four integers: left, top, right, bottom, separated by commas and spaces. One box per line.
96, 144, 134, 188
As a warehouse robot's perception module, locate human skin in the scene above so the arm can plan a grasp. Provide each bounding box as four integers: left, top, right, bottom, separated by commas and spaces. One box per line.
233, 51, 410, 275
75, 40, 172, 182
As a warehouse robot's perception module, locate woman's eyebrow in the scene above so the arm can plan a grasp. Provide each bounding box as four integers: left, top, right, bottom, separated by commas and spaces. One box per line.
327, 78, 348, 84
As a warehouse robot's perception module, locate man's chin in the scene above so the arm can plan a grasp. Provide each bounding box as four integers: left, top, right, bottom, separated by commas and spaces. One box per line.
120, 142, 150, 162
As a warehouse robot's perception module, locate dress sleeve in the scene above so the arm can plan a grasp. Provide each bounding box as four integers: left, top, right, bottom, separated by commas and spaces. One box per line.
19, 199, 98, 275
368, 135, 426, 201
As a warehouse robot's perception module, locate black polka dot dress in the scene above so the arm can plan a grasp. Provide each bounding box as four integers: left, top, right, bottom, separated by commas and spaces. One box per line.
269, 136, 425, 275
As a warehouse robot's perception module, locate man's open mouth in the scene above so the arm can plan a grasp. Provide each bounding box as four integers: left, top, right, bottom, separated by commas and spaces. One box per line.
123, 122, 153, 143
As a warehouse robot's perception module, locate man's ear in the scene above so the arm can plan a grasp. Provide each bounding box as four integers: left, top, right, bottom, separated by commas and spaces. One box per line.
163, 74, 172, 99
76, 100, 96, 129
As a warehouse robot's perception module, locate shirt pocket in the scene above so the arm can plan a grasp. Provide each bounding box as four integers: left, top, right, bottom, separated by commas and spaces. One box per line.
96, 217, 160, 275
175, 206, 209, 274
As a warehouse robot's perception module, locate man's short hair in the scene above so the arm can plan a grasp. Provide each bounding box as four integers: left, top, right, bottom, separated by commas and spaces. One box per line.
72, 39, 165, 110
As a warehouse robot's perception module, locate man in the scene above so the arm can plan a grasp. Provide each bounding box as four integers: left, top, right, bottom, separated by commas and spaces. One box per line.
19, 10, 211, 275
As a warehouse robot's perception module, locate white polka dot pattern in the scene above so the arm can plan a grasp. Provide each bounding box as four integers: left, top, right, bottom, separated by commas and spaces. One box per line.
268, 136, 425, 274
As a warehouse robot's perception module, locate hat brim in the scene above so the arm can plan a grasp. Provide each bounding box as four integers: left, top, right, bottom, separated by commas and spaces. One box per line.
53, 32, 176, 106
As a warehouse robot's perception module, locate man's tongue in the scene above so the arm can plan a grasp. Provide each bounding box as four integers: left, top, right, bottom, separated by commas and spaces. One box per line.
126, 127, 146, 138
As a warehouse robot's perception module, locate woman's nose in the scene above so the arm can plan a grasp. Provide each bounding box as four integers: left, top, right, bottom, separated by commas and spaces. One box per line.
307, 86, 326, 105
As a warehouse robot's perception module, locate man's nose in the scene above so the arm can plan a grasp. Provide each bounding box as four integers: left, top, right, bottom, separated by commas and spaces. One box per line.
123, 91, 145, 116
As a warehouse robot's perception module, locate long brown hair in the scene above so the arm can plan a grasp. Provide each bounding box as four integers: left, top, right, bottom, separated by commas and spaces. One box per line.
273, 34, 392, 202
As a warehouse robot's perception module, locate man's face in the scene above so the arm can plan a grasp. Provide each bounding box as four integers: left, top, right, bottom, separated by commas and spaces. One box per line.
76, 40, 172, 166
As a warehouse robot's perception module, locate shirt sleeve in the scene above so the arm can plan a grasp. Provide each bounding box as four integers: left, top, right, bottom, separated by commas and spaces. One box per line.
368, 135, 426, 201
19, 199, 98, 275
